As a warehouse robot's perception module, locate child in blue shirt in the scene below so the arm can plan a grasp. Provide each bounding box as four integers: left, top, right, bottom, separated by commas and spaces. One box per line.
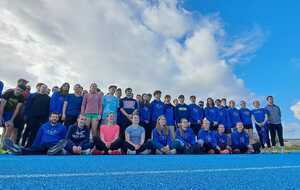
228, 100, 241, 128
150, 90, 164, 128
239, 100, 253, 142
215, 124, 231, 154
164, 95, 175, 140
174, 95, 189, 125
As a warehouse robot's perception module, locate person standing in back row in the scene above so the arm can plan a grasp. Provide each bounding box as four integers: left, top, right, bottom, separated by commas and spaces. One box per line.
265, 96, 284, 153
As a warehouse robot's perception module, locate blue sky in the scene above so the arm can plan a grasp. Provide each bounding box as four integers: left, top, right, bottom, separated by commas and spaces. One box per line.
184, 0, 300, 127
0, 0, 299, 137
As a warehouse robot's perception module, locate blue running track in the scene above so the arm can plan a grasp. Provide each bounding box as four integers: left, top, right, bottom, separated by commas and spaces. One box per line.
0, 153, 300, 190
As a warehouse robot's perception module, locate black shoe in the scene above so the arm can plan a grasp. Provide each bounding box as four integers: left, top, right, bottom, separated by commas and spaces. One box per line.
47, 139, 68, 155
3, 138, 22, 154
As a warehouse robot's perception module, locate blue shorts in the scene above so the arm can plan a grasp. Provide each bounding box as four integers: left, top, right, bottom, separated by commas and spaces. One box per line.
1, 112, 13, 127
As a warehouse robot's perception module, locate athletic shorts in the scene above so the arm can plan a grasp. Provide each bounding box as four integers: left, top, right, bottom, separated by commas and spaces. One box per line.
243, 124, 253, 129
1, 112, 13, 128
84, 113, 99, 120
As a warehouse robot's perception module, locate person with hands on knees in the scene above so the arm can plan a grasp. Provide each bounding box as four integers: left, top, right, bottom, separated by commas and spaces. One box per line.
92, 112, 123, 155
123, 114, 150, 155
151, 115, 176, 155
174, 118, 200, 154
231, 122, 254, 154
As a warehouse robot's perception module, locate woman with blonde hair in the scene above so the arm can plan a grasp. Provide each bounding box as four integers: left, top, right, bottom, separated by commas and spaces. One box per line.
151, 115, 176, 154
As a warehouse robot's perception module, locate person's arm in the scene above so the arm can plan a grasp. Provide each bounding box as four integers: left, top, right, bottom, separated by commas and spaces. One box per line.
97, 94, 102, 119
80, 94, 87, 114
125, 131, 136, 147
140, 131, 145, 146
251, 115, 260, 126
62, 101, 68, 121
262, 113, 268, 126
152, 130, 164, 150
0, 99, 7, 119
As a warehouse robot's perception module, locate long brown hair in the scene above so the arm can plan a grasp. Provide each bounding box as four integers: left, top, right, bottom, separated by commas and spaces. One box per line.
178, 118, 188, 137
156, 115, 169, 135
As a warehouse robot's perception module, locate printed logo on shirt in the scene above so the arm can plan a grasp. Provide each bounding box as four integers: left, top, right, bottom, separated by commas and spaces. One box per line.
123, 100, 136, 109
179, 107, 187, 111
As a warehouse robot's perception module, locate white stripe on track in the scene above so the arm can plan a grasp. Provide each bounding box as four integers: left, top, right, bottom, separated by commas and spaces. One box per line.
1, 165, 300, 179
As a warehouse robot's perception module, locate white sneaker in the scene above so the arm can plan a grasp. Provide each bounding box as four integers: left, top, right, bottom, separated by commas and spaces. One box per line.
81, 149, 91, 155
127, 150, 136, 155
167, 149, 176, 155
139, 149, 150, 155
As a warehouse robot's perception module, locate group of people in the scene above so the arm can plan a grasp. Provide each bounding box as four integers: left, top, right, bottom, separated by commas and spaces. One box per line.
0, 78, 285, 155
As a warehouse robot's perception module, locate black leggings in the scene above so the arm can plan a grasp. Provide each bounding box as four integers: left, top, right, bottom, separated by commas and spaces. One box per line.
269, 124, 284, 146
94, 137, 123, 153
123, 141, 148, 153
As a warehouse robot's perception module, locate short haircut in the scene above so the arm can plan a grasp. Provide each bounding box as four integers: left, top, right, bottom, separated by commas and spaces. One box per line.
125, 88, 132, 92
153, 90, 162, 96
266, 96, 273, 100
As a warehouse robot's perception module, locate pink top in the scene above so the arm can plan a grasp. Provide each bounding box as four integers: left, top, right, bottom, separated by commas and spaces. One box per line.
100, 124, 120, 143
81, 92, 103, 115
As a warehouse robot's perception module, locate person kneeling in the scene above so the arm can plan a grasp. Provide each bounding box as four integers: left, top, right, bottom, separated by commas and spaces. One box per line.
92, 112, 123, 155
174, 118, 200, 154
151, 115, 176, 155
231, 122, 254, 154
123, 114, 150, 155
197, 119, 218, 154
3, 112, 67, 155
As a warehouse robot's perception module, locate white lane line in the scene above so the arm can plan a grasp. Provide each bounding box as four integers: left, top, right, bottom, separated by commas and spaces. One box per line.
1, 165, 300, 179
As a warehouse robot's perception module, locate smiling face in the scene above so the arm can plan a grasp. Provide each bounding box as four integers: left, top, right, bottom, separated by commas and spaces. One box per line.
90, 83, 97, 93
180, 118, 189, 130
218, 124, 225, 134
240, 100, 246, 108
107, 112, 114, 123
49, 113, 59, 124
202, 119, 210, 131
132, 114, 140, 125
77, 115, 87, 127
236, 122, 244, 132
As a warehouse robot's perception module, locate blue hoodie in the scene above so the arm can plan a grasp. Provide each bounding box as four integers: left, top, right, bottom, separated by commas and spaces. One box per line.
231, 130, 249, 148
65, 124, 91, 150
150, 99, 165, 123
50, 92, 67, 115
216, 106, 230, 129
239, 108, 252, 125
164, 103, 175, 126
32, 122, 66, 148
188, 103, 204, 125
139, 102, 151, 123
197, 129, 217, 147
204, 106, 218, 124
175, 128, 196, 145
228, 107, 241, 127
152, 127, 173, 149
215, 132, 228, 148
175, 103, 190, 124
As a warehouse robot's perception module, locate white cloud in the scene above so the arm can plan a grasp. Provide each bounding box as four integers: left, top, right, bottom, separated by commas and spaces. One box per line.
0, 0, 263, 100
283, 122, 300, 139
291, 102, 300, 120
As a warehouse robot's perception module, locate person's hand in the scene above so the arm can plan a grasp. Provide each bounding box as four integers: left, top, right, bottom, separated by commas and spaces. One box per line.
135, 144, 141, 150
73, 146, 79, 154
